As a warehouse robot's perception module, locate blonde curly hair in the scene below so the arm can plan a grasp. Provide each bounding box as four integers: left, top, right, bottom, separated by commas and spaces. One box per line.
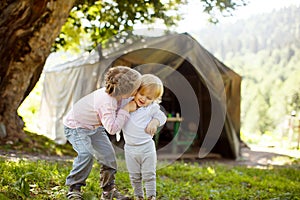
138, 74, 164, 103
105, 66, 141, 97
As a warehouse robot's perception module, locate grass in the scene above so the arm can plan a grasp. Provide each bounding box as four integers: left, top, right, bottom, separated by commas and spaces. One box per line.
0, 158, 300, 199
1, 132, 300, 199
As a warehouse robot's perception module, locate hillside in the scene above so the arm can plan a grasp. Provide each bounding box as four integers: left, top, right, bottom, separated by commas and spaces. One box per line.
198, 6, 300, 60
197, 5, 300, 147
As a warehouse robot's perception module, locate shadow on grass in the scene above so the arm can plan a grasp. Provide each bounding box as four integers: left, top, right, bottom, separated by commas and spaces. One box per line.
0, 131, 76, 158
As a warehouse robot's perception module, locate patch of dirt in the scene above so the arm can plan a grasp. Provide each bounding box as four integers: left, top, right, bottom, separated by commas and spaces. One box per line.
176, 145, 300, 167
0, 149, 74, 162
1, 145, 299, 167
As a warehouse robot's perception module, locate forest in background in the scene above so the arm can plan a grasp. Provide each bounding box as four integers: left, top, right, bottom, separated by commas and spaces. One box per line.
197, 5, 300, 146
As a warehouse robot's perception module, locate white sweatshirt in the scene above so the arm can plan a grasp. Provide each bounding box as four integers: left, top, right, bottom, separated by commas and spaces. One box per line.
122, 102, 167, 146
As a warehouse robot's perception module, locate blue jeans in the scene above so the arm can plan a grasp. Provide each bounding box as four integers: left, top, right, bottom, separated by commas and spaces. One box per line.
65, 126, 117, 190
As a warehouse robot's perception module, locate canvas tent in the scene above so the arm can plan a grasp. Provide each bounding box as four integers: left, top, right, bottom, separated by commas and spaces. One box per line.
39, 33, 241, 159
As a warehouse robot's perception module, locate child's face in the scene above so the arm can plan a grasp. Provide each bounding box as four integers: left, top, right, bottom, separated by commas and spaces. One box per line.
134, 88, 156, 107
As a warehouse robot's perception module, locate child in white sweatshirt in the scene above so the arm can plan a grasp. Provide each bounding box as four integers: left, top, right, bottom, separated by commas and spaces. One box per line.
122, 74, 167, 200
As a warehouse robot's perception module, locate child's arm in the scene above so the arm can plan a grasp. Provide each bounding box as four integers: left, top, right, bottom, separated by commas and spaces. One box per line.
100, 100, 137, 135
145, 118, 160, 136
145, 104, 167, 136
122, 100, 137, 112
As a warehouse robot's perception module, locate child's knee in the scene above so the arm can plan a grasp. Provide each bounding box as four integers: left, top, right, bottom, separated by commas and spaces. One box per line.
142, 172, 156, 182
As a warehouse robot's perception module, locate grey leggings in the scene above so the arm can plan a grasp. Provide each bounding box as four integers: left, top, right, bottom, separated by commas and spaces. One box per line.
125, 140, 157, 197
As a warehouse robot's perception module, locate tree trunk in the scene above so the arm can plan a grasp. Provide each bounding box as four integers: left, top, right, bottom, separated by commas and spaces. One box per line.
0, 0, 75, 143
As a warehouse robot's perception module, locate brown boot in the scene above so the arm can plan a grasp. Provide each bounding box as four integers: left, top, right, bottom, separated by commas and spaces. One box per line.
100, 187, 129, 200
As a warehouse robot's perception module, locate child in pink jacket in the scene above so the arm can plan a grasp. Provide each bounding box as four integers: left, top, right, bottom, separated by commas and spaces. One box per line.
63, 66, 141, 200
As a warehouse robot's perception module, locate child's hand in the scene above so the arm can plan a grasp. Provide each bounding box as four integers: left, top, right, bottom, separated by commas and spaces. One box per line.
123, 100, 137, 112
145, 119, 160, 136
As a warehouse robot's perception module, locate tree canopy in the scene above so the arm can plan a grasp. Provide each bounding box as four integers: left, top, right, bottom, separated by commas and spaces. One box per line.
53, 0, 247, 52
